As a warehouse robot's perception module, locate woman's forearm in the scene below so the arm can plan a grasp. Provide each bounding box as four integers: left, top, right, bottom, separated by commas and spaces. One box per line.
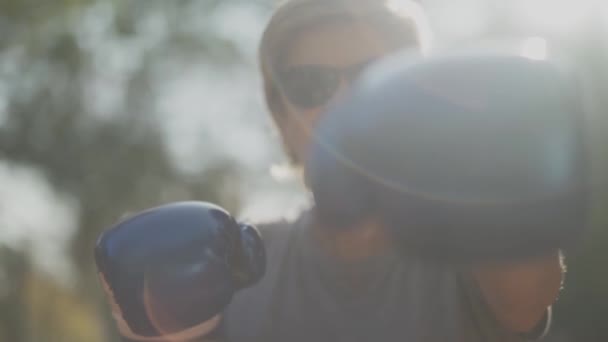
472, 250, 564, 333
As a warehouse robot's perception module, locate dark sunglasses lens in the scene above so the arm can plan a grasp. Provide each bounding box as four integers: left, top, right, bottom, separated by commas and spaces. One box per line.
280, 66, 340, 108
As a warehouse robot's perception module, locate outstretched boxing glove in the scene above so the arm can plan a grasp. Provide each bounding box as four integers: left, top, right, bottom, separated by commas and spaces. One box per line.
95, 201, 265, 340
306, 52, 589, 262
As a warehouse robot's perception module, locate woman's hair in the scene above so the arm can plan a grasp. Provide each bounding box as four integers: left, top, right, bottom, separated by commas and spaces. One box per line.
259, 0, 432, 115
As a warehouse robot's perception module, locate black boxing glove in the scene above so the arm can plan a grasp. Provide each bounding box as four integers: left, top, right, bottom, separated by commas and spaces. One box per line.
95, 201, 265, 340
306, 52, 589, 262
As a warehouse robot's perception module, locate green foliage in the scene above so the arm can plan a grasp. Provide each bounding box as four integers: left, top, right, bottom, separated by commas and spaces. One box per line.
0, 0, 271, 340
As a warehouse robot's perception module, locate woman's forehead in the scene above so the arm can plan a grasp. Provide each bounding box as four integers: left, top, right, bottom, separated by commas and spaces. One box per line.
284, 21, 396, 67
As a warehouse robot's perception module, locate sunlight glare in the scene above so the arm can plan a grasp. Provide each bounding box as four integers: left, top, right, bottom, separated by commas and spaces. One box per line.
513, 0, 592, 33
520, 36, 548, 60
385, 0, 433, 53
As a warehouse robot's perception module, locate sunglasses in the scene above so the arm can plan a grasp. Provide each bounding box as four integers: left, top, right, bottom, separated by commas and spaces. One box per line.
276, 59, 375, 109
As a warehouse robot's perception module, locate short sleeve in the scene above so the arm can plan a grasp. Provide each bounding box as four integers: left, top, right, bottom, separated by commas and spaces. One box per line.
222, 219, 296, 342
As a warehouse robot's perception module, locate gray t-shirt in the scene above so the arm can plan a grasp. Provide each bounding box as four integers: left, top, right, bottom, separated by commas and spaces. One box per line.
221, 209, 549, 342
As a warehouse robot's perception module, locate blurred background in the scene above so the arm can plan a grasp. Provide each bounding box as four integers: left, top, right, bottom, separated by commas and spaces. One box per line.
0, 0, 606, 341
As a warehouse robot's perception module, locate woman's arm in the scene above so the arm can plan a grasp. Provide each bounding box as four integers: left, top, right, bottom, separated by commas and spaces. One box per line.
472, 250, 564, 335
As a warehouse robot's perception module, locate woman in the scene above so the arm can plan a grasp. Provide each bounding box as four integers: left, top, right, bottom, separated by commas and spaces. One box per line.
98, 0, 564, 341
223, 0, 562, 341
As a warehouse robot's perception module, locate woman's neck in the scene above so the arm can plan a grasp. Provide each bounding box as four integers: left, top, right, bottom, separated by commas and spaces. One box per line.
312, 217, 393, 262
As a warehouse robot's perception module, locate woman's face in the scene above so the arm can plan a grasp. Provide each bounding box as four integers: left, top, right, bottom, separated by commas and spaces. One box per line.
273, 21, 400, 167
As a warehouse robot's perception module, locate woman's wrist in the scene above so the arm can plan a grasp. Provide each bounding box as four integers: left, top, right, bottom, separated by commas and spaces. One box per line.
117, 314, 222, 342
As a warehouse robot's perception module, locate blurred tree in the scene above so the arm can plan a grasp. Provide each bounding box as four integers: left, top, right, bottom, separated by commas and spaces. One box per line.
0, 0, 270, 340
0, 247, 29, 342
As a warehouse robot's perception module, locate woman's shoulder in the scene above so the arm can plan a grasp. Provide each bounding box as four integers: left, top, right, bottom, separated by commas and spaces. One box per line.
221, 210, 312, 340
253, 208, 313, 246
